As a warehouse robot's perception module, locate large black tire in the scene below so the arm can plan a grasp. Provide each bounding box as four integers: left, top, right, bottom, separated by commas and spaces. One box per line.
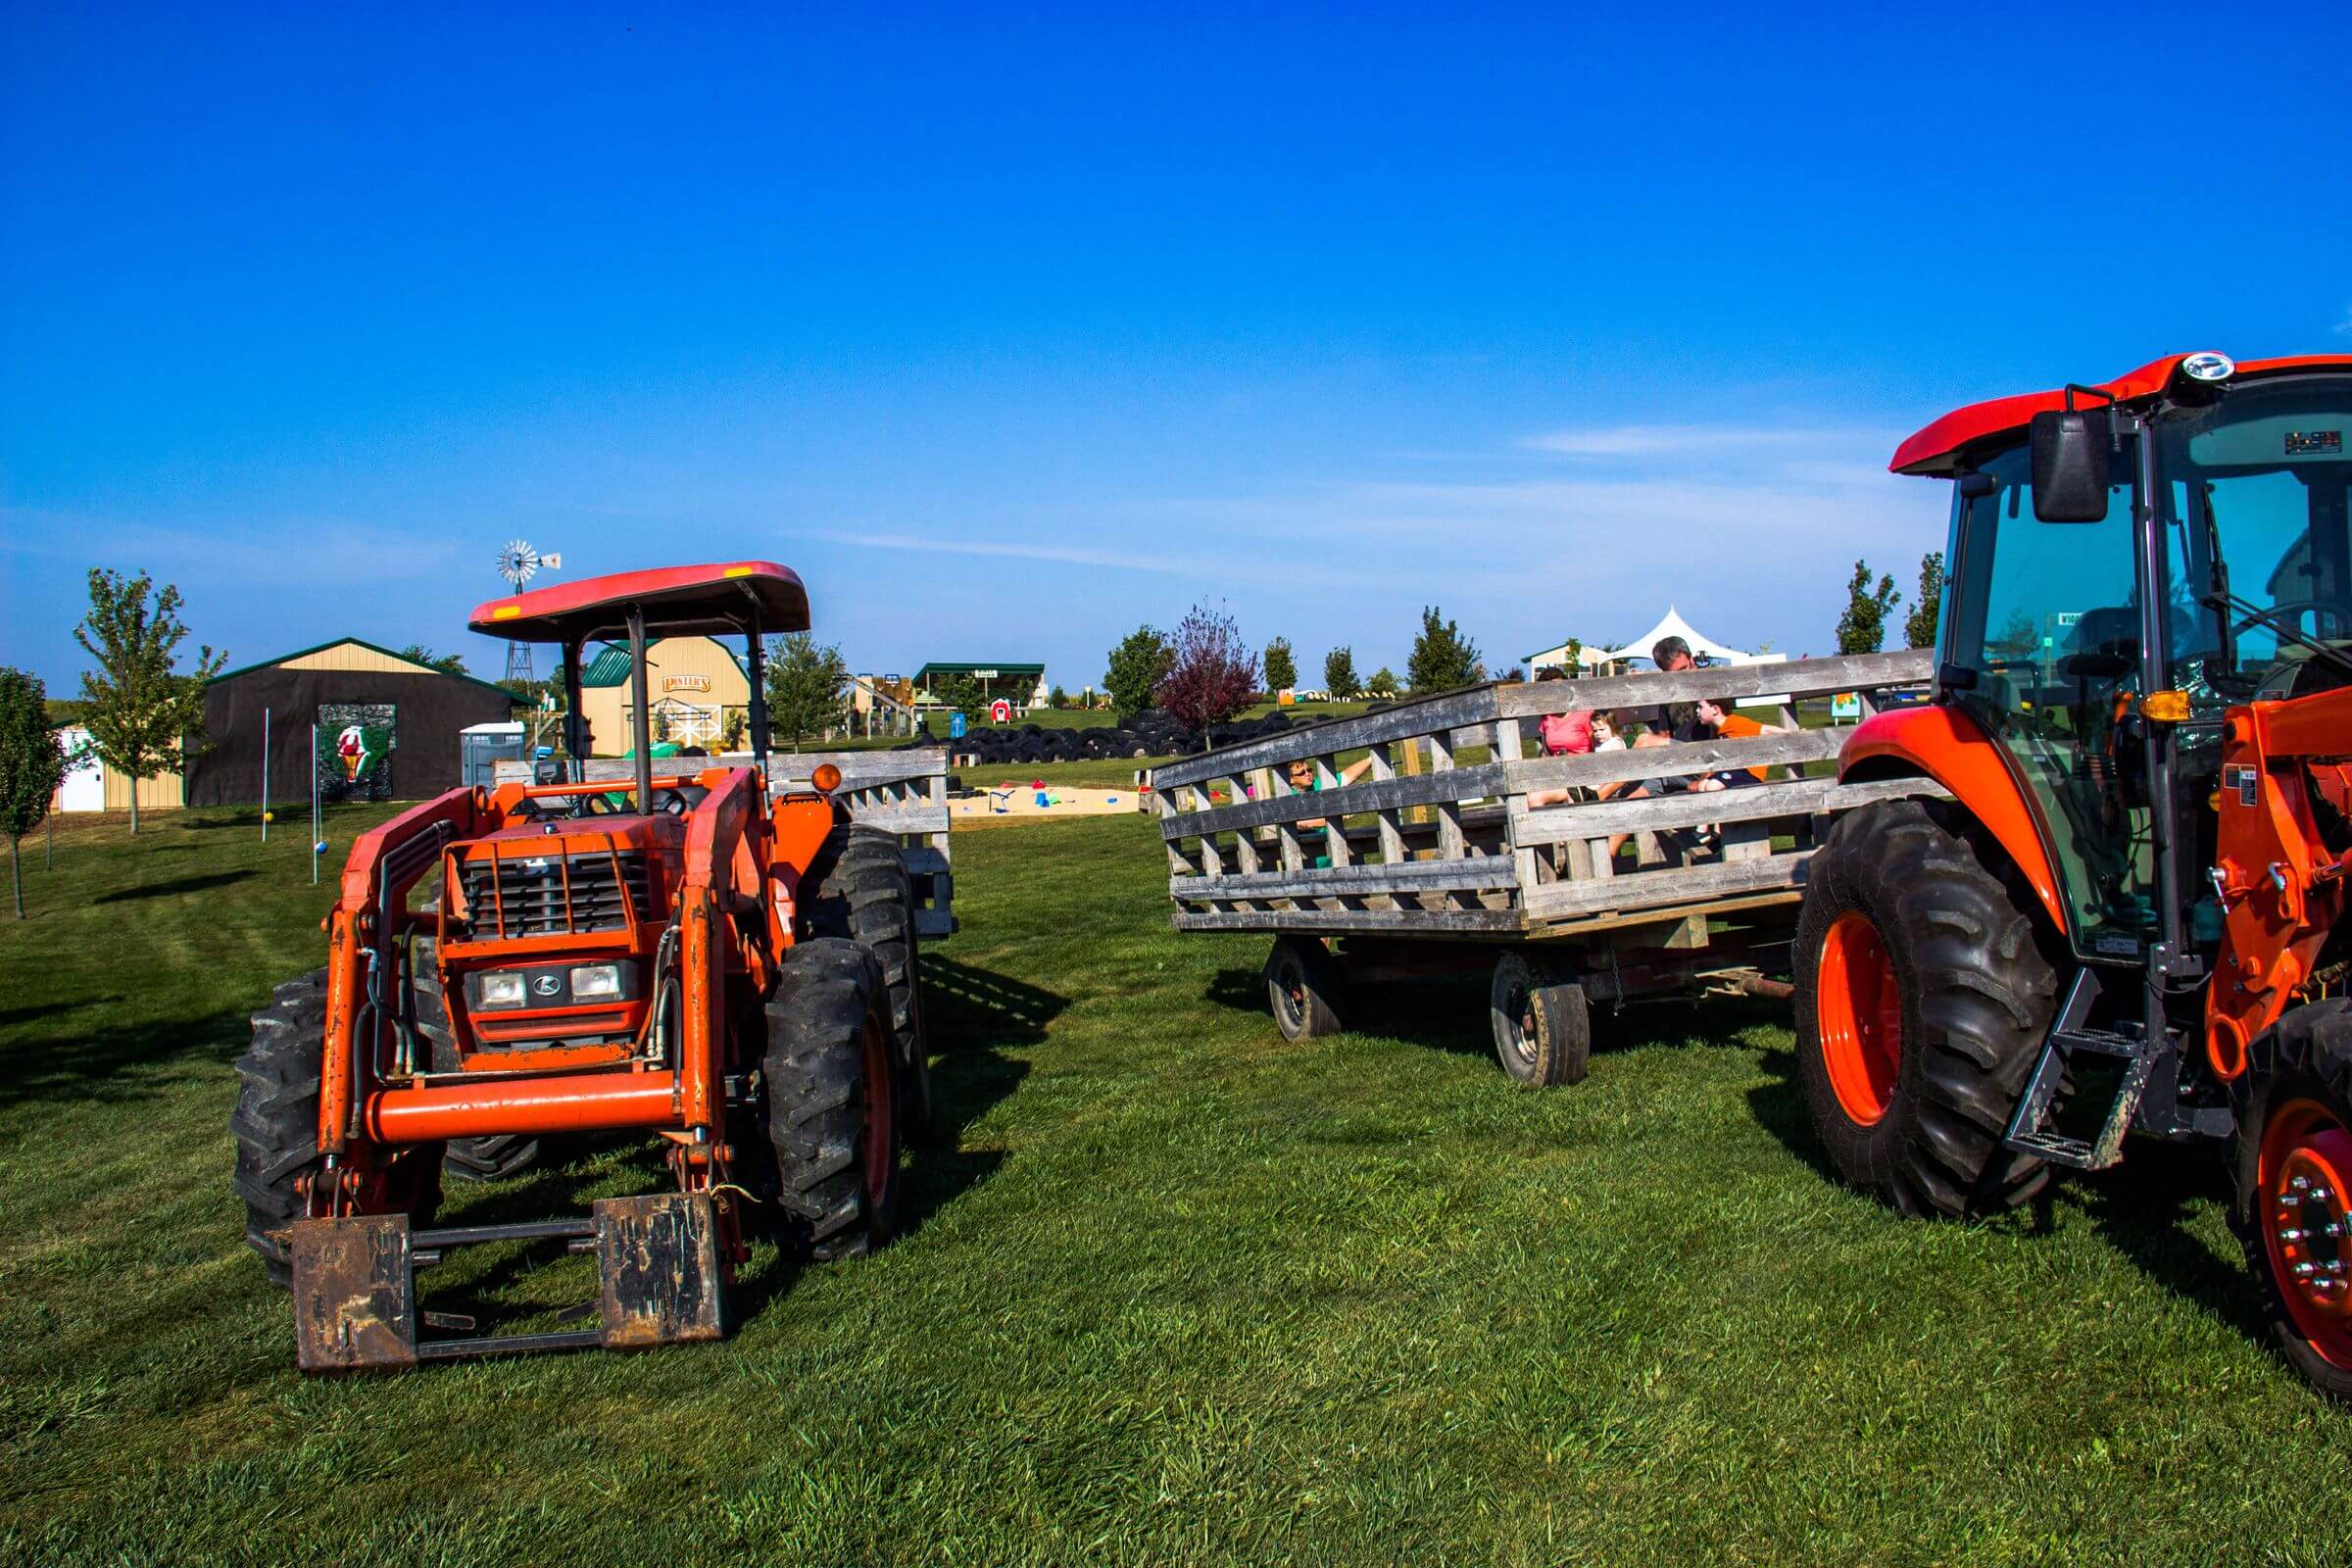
413, 937, 542, 1182
1490, 952, 1591, 1088
231, 970, 440, 1287
2230, 1001, 2352, 1401
1265, 935, 1346, 1042
764, 938, 903, 1261
802, 824, 931, 1130
1792, 797, 2060, 1218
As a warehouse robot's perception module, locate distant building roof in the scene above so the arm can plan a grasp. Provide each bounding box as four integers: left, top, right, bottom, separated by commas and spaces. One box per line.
913, 662, 1044, 682
580, 636, 751, 688
207, 637, 516, 703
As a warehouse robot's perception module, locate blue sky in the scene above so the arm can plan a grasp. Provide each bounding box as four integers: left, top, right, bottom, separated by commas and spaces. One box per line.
5, 3, 2347, 691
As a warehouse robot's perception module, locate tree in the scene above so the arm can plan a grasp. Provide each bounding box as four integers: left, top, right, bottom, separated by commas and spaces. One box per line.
74, 568, 223, 834
1406, 606, 1481, 694
1155, 603, 1259, 732
762, 632, 850, 751
1366, 665, 1400, 699
1323, 646, 1361, 701
1263, 637, 1298, 694
1, 668, 70, 919
932, 674, 995, 723
397, 643, 469, 676
1104, 625, 1175, 717
1904, 552, 1947, 651
1835, 560, 1902, 657
1048, 684, 1070, 710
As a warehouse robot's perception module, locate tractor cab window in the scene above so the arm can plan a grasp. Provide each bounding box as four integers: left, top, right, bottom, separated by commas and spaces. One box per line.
1946, 442, 2158, 957
2157, 381, 2352, 704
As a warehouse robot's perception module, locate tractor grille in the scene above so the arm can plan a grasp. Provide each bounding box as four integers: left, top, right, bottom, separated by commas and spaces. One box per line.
459, 851, 652, 939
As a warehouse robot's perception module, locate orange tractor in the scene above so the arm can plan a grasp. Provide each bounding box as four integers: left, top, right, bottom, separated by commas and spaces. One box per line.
231, 562, 928, 1369
1794, 352, 2352, 1396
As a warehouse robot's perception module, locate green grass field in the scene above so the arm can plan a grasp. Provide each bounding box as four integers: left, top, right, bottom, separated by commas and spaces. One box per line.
4, 805, 2350, 1564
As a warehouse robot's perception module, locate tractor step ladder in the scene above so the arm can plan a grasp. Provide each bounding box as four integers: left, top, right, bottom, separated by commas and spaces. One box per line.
285, 1193, 725, 1373
2001, 969, 2158, 1170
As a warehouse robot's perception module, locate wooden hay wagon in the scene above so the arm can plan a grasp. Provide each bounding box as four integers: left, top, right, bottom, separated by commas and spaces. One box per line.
1150, 652, 1939, 1084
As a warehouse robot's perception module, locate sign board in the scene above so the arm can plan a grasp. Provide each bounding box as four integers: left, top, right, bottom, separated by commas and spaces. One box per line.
949, 710, 966, 740
1831, 692, 1862, 721
990, 699, 1012, 723
972, 668, 1000, 679
662, 675, 710, 693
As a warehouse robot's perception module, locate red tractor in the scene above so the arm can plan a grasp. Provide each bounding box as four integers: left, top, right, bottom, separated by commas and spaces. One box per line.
231, 563, 928, 1369
1793, 352, 2352, 1396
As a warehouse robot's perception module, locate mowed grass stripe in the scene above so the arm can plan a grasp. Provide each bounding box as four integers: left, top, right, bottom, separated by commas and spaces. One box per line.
0, 807, 2345, 1564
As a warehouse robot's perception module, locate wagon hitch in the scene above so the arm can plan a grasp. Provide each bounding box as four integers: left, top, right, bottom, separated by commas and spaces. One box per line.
286, 1192, 725, 1373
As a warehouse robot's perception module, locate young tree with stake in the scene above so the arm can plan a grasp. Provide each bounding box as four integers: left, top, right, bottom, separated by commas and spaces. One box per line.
1262, 637, 1297, 695
1323, 646, 1361, 701
74, 568, 223, 834
1406, 606, 1481, 694
1836, 560, 1902, 656
762, 632, 851, 752
1155, 603, 1260, 732
0, 668, 71, 919
1104, 625, 1175, 718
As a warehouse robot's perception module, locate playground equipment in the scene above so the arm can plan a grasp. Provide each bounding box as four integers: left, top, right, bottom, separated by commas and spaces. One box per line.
1790, 351, 2352, 1397
1152, 650, 1934, 1085
231, 563, 934, 1370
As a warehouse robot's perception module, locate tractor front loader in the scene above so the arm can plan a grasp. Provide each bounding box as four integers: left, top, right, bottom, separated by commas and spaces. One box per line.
1791, 352, 2352, 1396
231, 563, 927, 1370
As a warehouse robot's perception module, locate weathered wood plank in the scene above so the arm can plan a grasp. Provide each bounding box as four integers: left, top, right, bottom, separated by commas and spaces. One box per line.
1493, 649, 1932, 718
1170, 857, 1520, 905
848, 806, 955, 836
1173, 906, 1526, 934
1511, 775, 1949, 846
770, 749, 947, 784
1151, 687, 1502, 787
1502, 727, 1845, 794
1520, 852, 1810, 918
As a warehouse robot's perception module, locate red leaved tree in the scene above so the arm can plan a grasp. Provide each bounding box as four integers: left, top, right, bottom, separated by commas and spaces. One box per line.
1155, 602, 1260, 732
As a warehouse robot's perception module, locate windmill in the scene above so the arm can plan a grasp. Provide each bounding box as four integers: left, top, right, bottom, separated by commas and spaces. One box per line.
495, 539, 563, 684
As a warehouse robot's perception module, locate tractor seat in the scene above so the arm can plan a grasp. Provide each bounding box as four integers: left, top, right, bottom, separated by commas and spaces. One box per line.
2056, 606, 2139, 681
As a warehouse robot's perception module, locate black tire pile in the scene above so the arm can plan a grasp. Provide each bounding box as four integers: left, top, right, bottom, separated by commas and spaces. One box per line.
894, 707, 1326, 766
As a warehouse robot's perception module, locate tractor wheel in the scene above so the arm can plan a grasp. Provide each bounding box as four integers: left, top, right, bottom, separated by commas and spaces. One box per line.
763, 938, 903, 1261
802, 824, 932, 1130
1264, 935, 1345, 1042
412, 938, 542, 1183
231, 969, 440, 1287
1490, 952, 1591, 1087
1792, 797, 2059, 1218
2230, 1001, 2352, 1399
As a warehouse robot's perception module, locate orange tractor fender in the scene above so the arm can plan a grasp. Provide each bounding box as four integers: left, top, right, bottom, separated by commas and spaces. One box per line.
1836, 705, 2070, 938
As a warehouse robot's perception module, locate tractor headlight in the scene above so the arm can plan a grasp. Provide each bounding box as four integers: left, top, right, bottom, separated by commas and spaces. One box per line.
478, 971, 528, 1008
569, 963, 622, 1000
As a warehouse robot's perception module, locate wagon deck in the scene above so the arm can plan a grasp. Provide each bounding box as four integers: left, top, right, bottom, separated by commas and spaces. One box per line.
1151, 652, 1943, 1079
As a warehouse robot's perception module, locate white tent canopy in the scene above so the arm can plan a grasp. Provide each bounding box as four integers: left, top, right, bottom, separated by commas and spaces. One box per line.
1595, 606, 1752, 668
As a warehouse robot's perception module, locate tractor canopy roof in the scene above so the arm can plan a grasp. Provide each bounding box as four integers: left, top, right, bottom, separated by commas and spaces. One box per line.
467, 562, 810, 645
1890, 352, 2352, 476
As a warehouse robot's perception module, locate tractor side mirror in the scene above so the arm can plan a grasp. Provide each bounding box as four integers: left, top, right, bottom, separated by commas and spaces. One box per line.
2030, 409, 2111, 522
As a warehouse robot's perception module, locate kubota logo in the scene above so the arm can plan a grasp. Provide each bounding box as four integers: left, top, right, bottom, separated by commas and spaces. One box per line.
531, 974, 562, 998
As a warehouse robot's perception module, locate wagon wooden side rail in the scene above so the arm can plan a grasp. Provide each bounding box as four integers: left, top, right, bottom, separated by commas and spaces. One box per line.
1152, 650, 1938, 940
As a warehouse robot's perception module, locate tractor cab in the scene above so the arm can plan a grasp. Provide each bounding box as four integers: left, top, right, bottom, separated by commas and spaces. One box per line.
1890, 352, 2352, 967
1796, 353, 2352, 1398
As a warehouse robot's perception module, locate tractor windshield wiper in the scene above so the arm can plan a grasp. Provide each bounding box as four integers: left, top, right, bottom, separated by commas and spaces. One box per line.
2199, 589, 2352, 681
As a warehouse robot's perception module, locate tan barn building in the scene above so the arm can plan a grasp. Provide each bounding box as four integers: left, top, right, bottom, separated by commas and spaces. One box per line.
578, 636, 754, 754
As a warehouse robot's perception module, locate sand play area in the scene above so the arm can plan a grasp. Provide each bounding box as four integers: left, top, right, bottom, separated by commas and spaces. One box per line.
950, 782, 1152, 821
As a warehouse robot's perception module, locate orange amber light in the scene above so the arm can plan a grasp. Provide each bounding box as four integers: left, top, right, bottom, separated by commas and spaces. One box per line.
811, 762, 843, 792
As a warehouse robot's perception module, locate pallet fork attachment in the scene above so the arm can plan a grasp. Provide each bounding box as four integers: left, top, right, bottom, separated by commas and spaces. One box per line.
288, 1193, 725, 1373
